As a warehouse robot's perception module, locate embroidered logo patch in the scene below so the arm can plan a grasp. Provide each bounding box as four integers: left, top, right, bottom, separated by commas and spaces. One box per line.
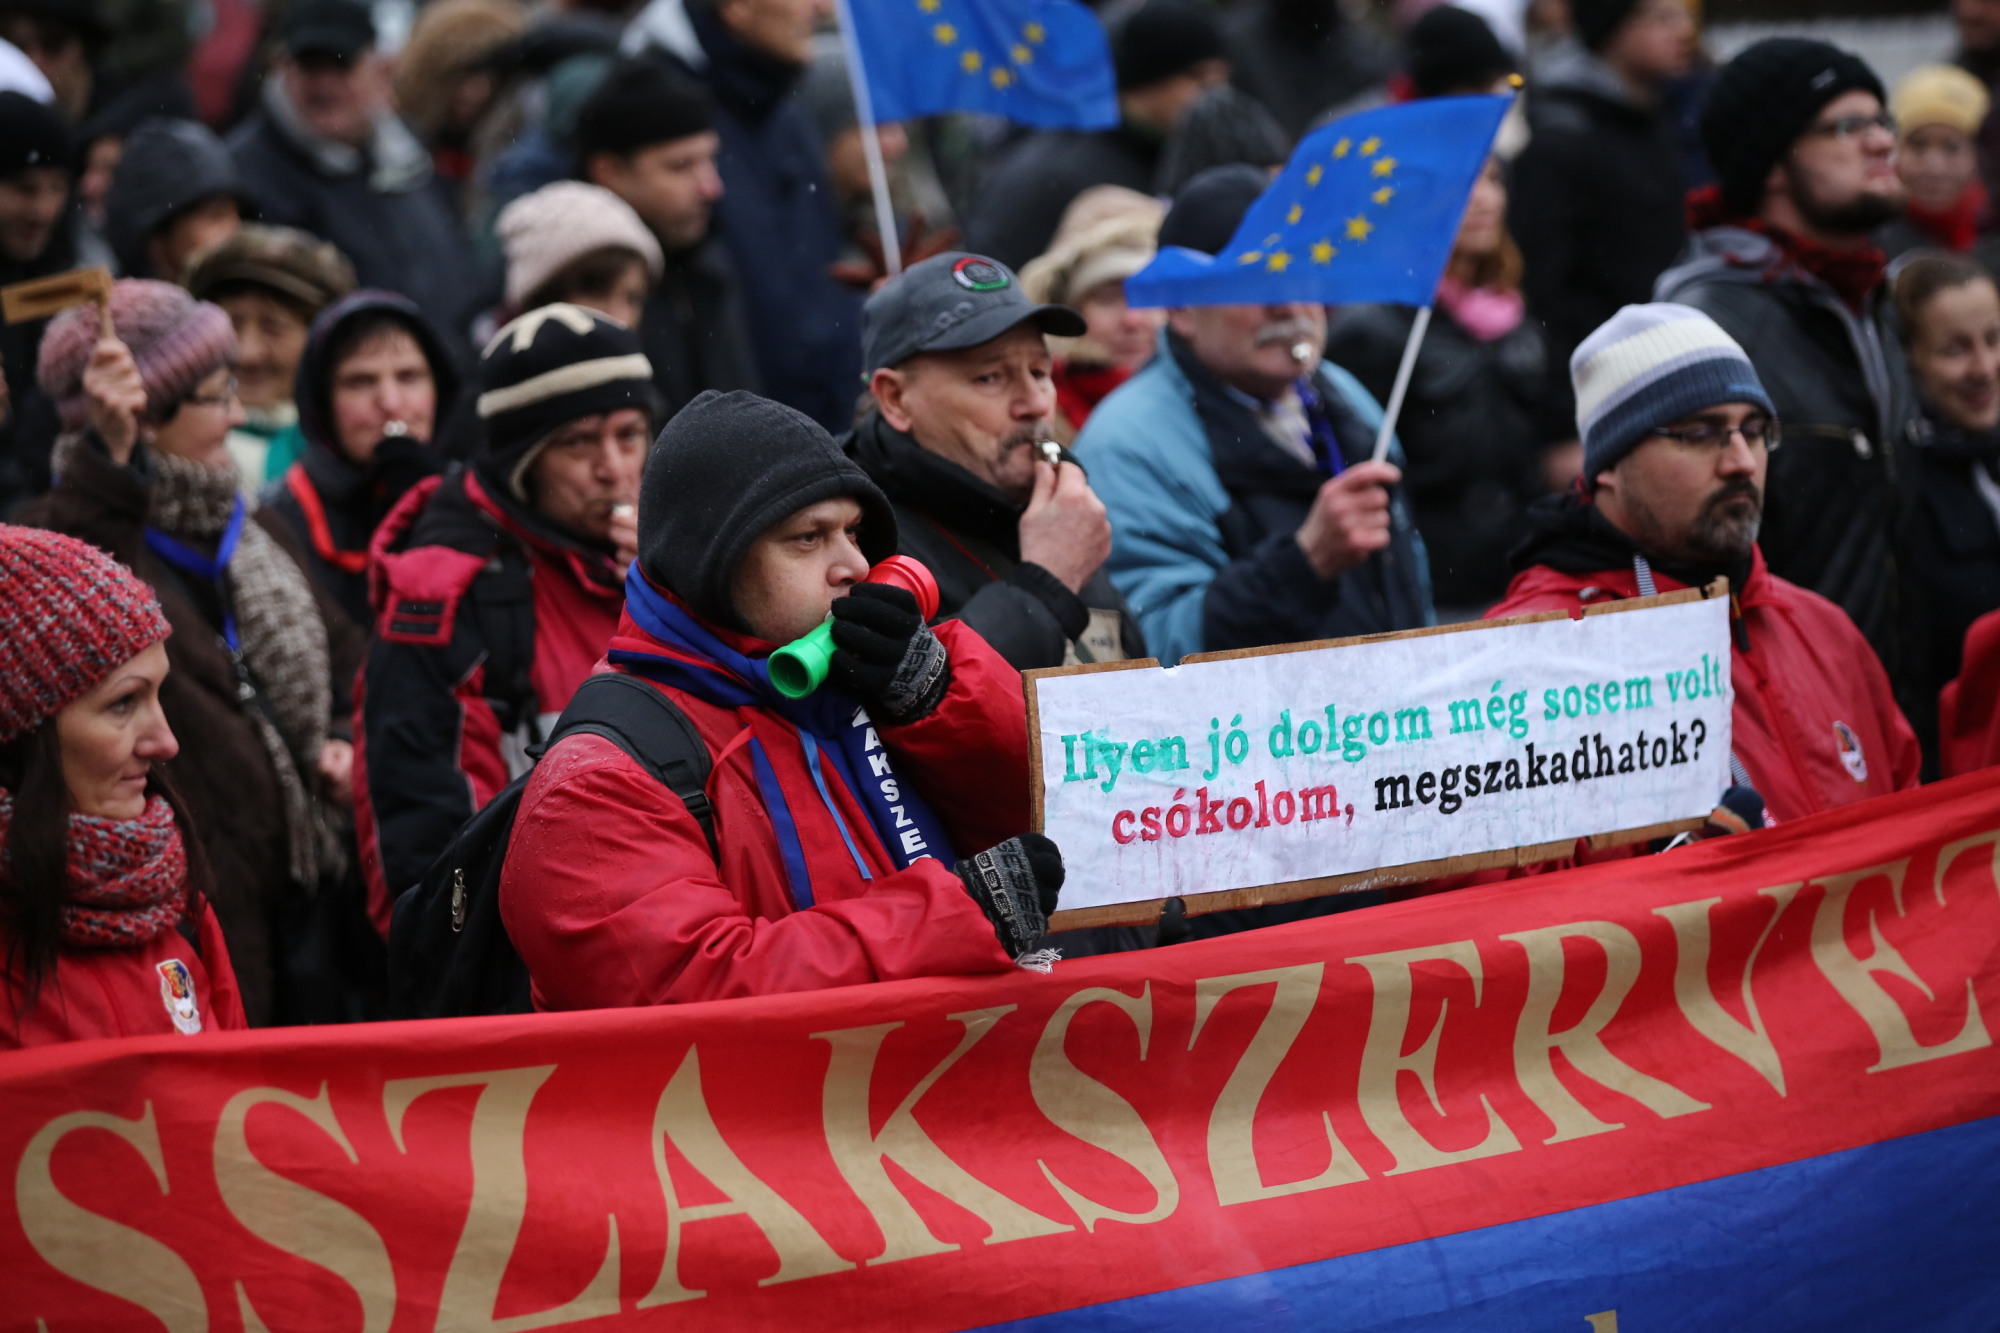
1833, 720, 1868, 783
951, 256, 1010, 291
156, 959, 203, 1035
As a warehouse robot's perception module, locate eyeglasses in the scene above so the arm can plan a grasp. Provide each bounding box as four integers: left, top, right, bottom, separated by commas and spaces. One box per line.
1648, 418, 1782, 452
1804, 111, 1895, 141
183, 377, 240, 410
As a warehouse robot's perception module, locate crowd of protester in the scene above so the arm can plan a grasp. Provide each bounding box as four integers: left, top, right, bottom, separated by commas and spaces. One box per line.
1, 0, 1998, 1046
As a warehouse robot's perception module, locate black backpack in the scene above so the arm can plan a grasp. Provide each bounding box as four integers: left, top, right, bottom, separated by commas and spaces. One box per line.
386, 671, 716, 1018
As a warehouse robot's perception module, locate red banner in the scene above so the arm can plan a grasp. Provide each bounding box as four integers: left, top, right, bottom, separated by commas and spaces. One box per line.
6, 771, 2000, 1332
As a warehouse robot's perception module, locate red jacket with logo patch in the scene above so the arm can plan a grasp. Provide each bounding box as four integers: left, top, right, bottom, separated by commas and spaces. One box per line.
1940, 607, 2000, 779
497, 607, 1023, 1009
0, 905, 246, 1049
1488, 546, 1920, 823
353, 469, 625, 934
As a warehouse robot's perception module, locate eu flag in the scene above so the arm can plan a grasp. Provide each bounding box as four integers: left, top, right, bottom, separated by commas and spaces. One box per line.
842, 0, 1117, 129
1125, 95, 1512, 308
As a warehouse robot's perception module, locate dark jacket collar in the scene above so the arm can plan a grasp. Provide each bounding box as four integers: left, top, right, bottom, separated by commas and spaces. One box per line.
1909, 404, 2000, 466
1509, 489, 1756, 596
843, 410, 1024, 554
688, 3, 804, 120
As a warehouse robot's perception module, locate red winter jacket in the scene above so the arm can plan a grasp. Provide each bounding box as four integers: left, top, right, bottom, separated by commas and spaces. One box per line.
498, 609, 1024, 1009
354, 469, 625, 933
0, 907, 246, 1049
1489, 545, 1920, 823
1940, 608, 2000, 778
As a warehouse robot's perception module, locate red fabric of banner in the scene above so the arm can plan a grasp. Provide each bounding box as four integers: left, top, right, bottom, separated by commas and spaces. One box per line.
5, 769, 2000, 1331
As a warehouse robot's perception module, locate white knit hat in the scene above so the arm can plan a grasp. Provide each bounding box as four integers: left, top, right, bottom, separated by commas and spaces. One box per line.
496, 181, 666, 312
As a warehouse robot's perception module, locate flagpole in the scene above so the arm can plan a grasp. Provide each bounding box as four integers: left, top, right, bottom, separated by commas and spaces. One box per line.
1369, 303, 1430, 465
832, 0, 902, 276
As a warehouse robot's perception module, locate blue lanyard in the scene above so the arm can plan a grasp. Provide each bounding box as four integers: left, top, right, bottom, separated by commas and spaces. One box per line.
145, 498, 246, 653
1296, 379, 1347, 478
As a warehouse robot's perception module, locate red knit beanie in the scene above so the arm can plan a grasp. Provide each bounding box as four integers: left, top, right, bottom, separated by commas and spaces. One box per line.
35, 279, 236, 432
0, 526, 172, 744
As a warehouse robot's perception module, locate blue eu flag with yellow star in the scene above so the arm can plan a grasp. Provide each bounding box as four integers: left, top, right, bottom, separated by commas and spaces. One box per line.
844, 0, 1117, 129
1126, 95, 1512, 308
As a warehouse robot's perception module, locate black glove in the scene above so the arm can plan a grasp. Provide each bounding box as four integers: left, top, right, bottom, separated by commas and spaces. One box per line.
1702, 785, 1766, 838
829, 583, 950, 724
1155, 897, 1192, 947
956, 832, 1064, 957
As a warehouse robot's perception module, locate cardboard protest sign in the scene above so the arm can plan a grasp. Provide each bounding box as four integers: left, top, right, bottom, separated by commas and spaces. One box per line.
1029, 584, 1733, 926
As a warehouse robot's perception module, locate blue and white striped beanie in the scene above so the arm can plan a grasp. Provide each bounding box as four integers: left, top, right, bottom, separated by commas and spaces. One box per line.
1572, 304, 1774, 482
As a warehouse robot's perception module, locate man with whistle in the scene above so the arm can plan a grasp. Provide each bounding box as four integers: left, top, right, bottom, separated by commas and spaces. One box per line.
843, 251, 1146, 671
498, 389, 1066, 1008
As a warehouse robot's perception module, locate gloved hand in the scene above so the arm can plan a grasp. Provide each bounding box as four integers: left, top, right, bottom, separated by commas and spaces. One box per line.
829, 583, 950, 724
956, 832, 1064, 957
1701, 785, 1766, 838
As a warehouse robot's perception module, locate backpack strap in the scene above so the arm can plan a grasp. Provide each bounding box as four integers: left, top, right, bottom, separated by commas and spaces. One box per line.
469, 542, 540, 740
548, 672, 717, 857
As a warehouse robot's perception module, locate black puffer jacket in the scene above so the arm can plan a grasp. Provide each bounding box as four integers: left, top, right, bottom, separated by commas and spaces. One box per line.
964, 123, 1162, 272
1324, 301, 1550, 607
103, 117, 248, 278
1899, 408, 2000, 771
842, 410, 1145, 669
258, 291, 463, 631
1223, 0, 1396, 140
1510, 52, 1686, 438
1655, 224, 1917, 690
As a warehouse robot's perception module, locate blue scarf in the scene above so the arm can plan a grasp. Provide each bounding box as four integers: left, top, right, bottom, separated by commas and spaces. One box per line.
144, 496, 246, 653
611, 575, 957, 910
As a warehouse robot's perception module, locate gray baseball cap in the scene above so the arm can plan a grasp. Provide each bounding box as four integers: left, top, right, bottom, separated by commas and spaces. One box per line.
861, 251, 1087, 376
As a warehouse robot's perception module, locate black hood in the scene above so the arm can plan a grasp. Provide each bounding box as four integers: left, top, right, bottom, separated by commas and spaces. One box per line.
843, 409, 1028, 556
1509, 489, 1752, 594
296, 289, 462, 463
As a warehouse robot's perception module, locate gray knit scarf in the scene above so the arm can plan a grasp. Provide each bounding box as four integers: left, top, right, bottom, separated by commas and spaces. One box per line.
61, 434, 339, 889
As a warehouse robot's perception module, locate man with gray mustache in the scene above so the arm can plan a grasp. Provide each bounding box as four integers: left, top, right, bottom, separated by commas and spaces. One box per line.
1488, 302, 1918, 822
1077, 165, 1434, 663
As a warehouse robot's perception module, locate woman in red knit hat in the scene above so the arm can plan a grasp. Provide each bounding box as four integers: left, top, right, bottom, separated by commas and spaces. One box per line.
0, 524, 246, 1047
22, 279, 366, 1026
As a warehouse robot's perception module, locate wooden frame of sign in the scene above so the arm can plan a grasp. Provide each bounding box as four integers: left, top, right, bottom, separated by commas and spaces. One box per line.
1026, 578, 1730, 931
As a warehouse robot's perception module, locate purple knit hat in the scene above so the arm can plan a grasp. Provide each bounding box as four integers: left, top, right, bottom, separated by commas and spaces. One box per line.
0, 525, 172, 744
35, 279, 236, 432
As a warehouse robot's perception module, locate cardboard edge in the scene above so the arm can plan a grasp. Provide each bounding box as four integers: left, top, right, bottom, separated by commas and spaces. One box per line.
1044, 814, 1709, 930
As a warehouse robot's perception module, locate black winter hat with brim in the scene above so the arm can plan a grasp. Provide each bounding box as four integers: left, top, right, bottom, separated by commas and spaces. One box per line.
639, 390, 897, 632
1701, 37, 1887, 217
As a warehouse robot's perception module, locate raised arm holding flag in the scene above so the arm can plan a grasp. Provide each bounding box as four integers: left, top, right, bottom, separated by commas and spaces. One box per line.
1125, 93, 1514, 460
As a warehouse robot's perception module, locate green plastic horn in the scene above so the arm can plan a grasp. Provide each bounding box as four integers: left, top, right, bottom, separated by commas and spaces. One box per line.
768, 556, 941, 699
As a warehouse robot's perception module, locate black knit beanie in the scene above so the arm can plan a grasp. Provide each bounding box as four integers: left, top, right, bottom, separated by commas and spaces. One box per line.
1407, 5, 1514, 96
573, 55, 715, 161
0, 92, 73, 178
1157, 162, 1269, 255
639, 390, 897, 631
1113, 0, 1225, 92
476, 303, 656, 498
1700, 38, 1887, 217
1570, 0, 1642, 53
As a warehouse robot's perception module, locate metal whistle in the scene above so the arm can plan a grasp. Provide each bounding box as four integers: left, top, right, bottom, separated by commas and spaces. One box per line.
1037, 439, 1063, 467
1289, 340, 1313, 366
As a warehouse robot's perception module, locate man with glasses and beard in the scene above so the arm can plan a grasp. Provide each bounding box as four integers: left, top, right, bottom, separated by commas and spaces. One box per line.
1656, 39, 1918, 719
1491, 304, 1918, 823
1077, 165, 1432, 665
843, 251, 1144, 672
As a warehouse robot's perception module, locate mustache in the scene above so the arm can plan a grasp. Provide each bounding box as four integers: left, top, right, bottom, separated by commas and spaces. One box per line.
1002, 424, 1052, 451
1704, 478, 1761, 513
1253, 319, 1320, 348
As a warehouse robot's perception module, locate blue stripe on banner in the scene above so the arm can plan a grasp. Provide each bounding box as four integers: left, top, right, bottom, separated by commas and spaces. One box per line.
996, 1114, 2000, 1333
